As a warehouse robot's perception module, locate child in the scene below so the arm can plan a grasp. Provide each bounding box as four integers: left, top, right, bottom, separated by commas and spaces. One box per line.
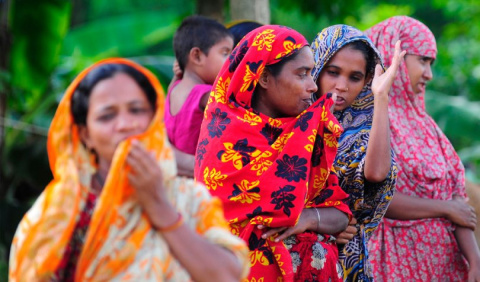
165, 15, 233, 177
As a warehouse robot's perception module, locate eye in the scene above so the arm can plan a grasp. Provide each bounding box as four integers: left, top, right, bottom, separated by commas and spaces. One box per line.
327, 70, 338, 76
131, 107, 150, 114
97, 113, 115, 121
298, 71, 308, 78
350, 75, 362, 82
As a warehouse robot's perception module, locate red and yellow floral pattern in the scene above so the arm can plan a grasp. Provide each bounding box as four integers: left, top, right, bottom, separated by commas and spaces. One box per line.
194, 25, 351, 281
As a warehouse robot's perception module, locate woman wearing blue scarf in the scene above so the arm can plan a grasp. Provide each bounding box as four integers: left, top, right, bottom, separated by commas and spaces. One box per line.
310, 25, 404, 281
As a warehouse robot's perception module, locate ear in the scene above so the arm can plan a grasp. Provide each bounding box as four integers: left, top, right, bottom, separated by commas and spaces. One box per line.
78, 125, 93, 150
189, 47, 204, 66
258, 69, 271, 89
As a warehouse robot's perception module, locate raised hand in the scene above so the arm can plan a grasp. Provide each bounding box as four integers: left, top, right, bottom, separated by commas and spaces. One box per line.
371, 40, 406, 98
126, 140, 178, 229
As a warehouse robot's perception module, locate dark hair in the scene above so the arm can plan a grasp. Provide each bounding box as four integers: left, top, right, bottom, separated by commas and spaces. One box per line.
173, 15, 233, 72
227, 21, 263, 47
344, 41, 377, 79
265, 49, 303, 77
71, 63, 157, 126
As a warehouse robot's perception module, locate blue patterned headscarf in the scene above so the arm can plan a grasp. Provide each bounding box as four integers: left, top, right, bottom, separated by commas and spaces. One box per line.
310, 25, 397, 282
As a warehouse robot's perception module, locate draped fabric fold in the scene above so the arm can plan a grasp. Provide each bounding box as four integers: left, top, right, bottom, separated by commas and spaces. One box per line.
9, 58, 249, 281
365, 16, 468, 280
194, 25, 351, 281
310, 25, 397, 281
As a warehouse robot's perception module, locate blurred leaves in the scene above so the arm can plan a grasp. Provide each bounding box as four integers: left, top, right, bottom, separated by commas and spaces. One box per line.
9, 0, 71, 108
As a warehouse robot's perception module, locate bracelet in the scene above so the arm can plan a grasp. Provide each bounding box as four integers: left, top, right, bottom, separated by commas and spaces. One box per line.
158, 212, 184, 232
315, 208, 321, 231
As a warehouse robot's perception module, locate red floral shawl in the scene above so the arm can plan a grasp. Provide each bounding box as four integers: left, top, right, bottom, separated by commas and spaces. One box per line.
194, 25, 351, 280
365, 16, 466, 226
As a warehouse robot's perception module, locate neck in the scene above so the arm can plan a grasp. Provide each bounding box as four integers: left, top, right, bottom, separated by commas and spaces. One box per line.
182, 68, 207, 85
92, 159, 110, 194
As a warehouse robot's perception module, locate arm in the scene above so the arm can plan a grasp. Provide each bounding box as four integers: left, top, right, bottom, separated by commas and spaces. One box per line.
258, 207, 349, 242
158, 211, 243, 282
386, 191, 476, 229
455, 227, 480, 281
173, 147, 195, 178
127, 141, 243, 281
365, 40, 406, 182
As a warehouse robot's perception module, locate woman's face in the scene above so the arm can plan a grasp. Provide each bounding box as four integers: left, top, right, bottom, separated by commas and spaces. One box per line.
257, 47, 318, 118
316, 45, 368, 112
404, 54, 434, 95
80, 72, 154, 166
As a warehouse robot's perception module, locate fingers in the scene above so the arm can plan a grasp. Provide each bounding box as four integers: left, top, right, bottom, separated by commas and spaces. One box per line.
260, 226, 287, 240
330, 92, 337, 112
390, 40, 406, 69
373, 64, 384, 80
349, 216, 358, 225
274, 227, 296, 242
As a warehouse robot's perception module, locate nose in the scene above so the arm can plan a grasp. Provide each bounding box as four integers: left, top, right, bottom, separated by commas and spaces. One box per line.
307, 75, 318, 94
335, 77, 348, 92
424, 64, 433, 81
115, 114, 137, 132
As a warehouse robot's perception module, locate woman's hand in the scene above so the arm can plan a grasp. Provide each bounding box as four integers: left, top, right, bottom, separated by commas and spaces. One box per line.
126, 140, 178, 228
446, 195, 477, 230
468, 264, 480, 282
336, 217, 358, 245
371, 40, 406, 98
257, 208, 317, 242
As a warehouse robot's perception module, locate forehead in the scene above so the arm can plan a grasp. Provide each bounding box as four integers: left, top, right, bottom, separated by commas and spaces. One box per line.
285, 47, 314, 67
89, 73, 147, 105
327, 46, 366, 70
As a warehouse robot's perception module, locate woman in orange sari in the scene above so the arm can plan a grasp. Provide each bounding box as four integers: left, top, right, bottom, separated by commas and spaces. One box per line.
9, 58, 249, 281
194, 25, 351, 281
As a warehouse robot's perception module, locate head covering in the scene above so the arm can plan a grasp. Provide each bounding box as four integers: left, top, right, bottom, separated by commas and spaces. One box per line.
9, 58, 249, 281
365, 16, 468, 281
365, 16, 465, 203
194, 25, 351, 281
311, 24, 397, 281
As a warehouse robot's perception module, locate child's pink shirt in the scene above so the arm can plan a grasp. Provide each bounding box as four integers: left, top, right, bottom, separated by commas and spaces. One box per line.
164, 80, 211, 155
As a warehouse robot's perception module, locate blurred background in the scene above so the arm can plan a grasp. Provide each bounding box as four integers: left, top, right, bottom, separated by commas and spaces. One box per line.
1, 0, 479, 277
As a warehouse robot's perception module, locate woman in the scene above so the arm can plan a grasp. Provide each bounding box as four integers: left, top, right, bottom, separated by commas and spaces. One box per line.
9, 58, 249, 281
366, 16, 480, 281
310, 25, 405, 281
194, 25, 351, 281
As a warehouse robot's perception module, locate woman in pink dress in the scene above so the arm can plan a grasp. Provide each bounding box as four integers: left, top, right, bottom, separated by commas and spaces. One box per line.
366, 16, 480, 281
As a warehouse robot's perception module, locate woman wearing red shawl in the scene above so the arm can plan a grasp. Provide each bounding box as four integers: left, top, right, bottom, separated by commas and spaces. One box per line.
9, 58, 249, 281
194, 25, 352, 281
365, 16, 480, 280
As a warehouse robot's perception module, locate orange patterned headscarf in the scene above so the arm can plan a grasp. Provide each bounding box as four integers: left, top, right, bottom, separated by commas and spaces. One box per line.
194, 25, 351, 281
9, 58, 249, 281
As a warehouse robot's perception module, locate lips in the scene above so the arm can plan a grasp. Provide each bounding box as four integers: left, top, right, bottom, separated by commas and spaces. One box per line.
335, 96, 346, 105
303, 98, 313, 108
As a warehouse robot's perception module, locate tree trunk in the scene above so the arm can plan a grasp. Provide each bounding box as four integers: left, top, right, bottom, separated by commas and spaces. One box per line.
230, 0, 270, 25
0, 0, 11, 197
196, 0, 226, 23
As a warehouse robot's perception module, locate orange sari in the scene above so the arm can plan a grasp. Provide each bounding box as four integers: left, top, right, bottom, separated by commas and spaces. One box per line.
9, 58, 249, 281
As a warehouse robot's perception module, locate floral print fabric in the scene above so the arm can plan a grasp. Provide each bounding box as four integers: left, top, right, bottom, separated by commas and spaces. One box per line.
9, 58, 249, 281
194, 25, 351, 281
365, 16, 468, 280
311, 24, 397, 281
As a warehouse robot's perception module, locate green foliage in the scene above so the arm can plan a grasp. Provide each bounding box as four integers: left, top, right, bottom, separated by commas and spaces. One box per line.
9, 0, 71, 107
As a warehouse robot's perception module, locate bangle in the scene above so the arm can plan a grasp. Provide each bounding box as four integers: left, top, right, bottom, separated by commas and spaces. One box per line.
158, 212, 184, 232
315, 208, 321, 231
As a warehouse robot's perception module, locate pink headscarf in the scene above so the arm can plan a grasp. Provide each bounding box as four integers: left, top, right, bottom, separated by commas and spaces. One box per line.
365, 16, 465, 205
